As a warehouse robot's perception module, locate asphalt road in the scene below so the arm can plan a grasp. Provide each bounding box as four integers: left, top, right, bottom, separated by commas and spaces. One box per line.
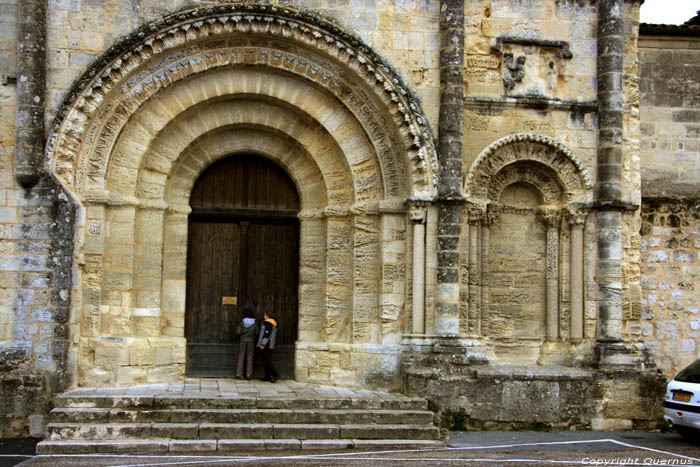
2, 431, 699, 467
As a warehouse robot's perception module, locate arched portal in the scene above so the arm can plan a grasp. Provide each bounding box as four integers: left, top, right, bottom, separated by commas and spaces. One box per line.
47, 4, 438, 389
185, 155, 299, 378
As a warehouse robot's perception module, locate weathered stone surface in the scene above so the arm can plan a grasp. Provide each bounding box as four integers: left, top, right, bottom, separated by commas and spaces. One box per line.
272, 424, 340, 440
199, 423, 273, 440
0, 0, 683, 437
169, 439, 217, 452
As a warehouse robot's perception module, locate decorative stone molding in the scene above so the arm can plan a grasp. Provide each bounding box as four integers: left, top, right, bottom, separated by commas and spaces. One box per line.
484, 203, 503, 227
323, 205, 353, 218
408, 200, 429, 224
491, 36, 573, 59
464, 97, 597, 113
536, 206, 562, 229
565, 206, 589, 226
465, 133, 594, 202
487, 164, 561, 204
466, 201, 486, 224
297, 209, 325, 220
166, 204, 192, 216
45, 3, 438, 198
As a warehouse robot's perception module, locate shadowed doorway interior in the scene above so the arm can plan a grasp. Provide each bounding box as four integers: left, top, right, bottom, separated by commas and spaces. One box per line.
185, 154, 300, 378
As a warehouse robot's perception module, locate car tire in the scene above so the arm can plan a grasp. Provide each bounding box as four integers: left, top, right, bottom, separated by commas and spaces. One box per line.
675, 426, 700, 443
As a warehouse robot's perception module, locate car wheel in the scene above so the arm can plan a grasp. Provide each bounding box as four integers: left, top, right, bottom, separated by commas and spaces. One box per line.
675, 426, 700, 442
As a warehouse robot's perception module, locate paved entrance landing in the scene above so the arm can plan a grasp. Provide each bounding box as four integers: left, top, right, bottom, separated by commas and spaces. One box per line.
57, 378, 413, 401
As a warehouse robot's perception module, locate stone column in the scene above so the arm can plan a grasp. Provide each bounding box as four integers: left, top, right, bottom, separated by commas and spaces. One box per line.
596, 0, 624, 343
435, 0, 465, 336
567, 208, 587, 341
410, 201, 428, 334
479, 204, 501, 336
467, 204, 484, 336
14, 0, 47, 188
538, 207, 561, 342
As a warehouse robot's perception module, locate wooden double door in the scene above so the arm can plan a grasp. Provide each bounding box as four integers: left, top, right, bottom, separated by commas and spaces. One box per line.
185, 155, 299, 378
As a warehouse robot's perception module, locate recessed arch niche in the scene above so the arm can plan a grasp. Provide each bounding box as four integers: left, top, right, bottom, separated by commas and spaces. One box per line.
462, 134, 595, 365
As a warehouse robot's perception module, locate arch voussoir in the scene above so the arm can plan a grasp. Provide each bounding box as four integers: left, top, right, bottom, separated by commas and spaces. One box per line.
465, 133, 594, 204
48, 4, 437, 199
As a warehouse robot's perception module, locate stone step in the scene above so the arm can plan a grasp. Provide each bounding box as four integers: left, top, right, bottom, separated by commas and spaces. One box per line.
50, 407, 434, 425
54, 394, 428, 411
46, 422, 440, 441
36, 438, 444, 454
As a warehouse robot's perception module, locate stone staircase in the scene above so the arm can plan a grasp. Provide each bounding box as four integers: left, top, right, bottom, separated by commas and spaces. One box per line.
36, 381, 443, 454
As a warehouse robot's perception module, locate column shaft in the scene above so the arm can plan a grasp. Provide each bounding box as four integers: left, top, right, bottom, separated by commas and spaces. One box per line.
546, 227, 559, 341
412, 221, 426, 334
15, 0, 47, 188
480, 225, 490, 336
596, 0, 624, 342
570, 224, 584, 341
435, 0, 465, 336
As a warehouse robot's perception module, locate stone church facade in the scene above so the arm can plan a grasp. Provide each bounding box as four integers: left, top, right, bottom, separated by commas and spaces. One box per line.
1, 0, 697, 437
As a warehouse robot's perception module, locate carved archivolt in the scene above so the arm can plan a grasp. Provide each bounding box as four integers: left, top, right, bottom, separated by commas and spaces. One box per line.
487, 164, 561, 204
45, 3, 438, 199
465, 133, 593, 204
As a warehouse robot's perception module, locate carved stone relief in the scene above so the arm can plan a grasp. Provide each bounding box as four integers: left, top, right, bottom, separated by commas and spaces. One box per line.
46, 4, 438, 200
492, 37, 573, 99
465, 133, 593, 203
503, 52, 526, 93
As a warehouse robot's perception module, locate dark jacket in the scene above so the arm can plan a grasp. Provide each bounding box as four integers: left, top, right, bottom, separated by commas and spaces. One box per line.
257, 319, 278, 350
236, 318, 258, 342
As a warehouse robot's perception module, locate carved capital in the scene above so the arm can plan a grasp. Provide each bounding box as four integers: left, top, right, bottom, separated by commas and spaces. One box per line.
408, 200, 429, 223
565, 206, 588, 226
537, 206, 562, 229
484, 203, 502, 226
466, 201, 486, 224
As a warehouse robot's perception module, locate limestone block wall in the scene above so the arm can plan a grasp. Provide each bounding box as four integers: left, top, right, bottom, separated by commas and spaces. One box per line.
639, 35, 700, 197
640, 198, 700, 378
638, 33, 700, 377
405, 364, 665, 430
460, 1, 647, 358
462, 0, 599, 165
0, 1, 76, 438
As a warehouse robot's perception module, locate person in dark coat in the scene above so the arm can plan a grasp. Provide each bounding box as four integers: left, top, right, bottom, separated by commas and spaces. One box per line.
235, 308, 258, 380
257, 310, 279, 382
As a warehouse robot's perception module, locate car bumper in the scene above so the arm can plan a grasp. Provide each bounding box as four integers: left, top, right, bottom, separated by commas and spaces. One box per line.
663, 400, 700, 429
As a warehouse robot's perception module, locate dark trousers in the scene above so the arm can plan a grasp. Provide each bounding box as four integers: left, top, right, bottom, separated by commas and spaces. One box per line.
236, 341, 254, 378
262, 348, 278, 380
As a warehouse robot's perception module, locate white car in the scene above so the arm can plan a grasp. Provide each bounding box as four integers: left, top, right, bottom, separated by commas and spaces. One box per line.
663, 359, 700, 440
